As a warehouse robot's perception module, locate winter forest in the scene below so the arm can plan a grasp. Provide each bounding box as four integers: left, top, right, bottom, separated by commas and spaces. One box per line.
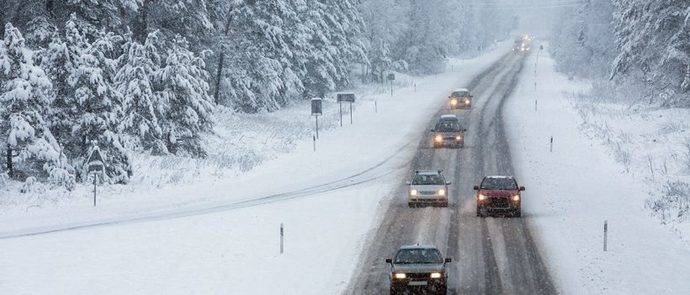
2, 0, 690, 189
0, 0, 513, 188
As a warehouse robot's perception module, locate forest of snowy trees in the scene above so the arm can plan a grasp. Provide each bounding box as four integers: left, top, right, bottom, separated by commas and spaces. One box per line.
0, 0, 513, 187
550, 0, 690, 106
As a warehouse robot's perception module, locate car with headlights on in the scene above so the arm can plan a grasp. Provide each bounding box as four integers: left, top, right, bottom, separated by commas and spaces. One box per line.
431, 114, 466, 148
449, 88, 472, 109
386, 245, 451, 295
407, 170, 450, 207
474, 176, 524, 217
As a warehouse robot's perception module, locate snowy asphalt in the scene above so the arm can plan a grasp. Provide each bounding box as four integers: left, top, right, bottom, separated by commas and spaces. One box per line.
345, 53, 557, 294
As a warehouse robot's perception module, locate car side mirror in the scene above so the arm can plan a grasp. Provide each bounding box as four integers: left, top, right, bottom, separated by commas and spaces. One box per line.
405, 181, 411, 185
473, 185, 479, 191
446, 181, 452, 185
462, 128, 467, 132
444, 258, 452, 263
385, 258, 392, 264
519, 186, 525, 191
430, 129, 435, 132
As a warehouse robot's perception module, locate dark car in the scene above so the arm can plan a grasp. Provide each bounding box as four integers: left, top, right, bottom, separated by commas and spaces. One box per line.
431, 115, 466, 148
449, 88, 472, 109
386, 245, 451, 295
474, 176, 525, 217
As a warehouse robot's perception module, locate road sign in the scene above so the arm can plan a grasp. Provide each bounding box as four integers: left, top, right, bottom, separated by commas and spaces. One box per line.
86, 146, 105, 175
387, 73, 395, 81
337, 92, 356, 103
311, 97, 322, 116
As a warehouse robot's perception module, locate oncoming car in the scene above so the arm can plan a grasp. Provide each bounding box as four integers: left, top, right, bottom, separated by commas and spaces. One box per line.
431, 114, 466, 148
449, 88, 472, 109
386, 245, 451, 295
474, 176, 525, 217
406, 170, 450, 207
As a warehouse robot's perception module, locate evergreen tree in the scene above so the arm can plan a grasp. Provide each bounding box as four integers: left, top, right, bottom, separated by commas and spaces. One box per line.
156, 35, 214, 157
0, 23, 74, 187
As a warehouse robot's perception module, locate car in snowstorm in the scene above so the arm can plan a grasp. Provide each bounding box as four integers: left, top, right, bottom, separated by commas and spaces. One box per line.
407, 170, 450, 207
431, 114, 466, 148
449, 88, 472, 109
474, 176, 525, 217
386, 245, 451, 295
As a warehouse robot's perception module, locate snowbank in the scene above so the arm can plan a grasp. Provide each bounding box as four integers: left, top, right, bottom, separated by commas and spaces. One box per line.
504, 43, 690, 294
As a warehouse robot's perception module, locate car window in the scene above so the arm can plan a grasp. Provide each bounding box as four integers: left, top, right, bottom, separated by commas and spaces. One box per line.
451, 91, 468, 97
434, 121, 461, 132
480, 178, 518, 190
412, 174, 445, 185
394, 248, 443, 264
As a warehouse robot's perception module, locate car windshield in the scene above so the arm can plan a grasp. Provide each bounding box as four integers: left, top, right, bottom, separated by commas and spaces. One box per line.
451, 91, 468, 97
394, 248, 443, 264
412, 174, 445, 185
481, 178, 518, 190
434, 121, 461, 132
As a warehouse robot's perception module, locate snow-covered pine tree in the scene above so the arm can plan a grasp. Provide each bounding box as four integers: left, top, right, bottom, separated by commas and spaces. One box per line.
0, 23, 75, 187
156, 35, 214, 157
58, 15, 132, 183
116, 31, 166, 154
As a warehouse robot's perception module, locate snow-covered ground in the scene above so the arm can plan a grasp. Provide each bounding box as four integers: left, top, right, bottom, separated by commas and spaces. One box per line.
0, 43, 511, 294
505, 44, 690, 294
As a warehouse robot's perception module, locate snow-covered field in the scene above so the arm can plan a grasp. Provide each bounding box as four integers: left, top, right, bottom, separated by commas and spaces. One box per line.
0, 43, 511, 294
505, 44, 690, 294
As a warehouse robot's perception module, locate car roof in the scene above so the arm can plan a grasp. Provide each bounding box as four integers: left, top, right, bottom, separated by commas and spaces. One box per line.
439, 114, 458, 121
399, 244, 438, 250
453, 88, 469, 92
484, 175, 515, 179
415, 170, 442, 176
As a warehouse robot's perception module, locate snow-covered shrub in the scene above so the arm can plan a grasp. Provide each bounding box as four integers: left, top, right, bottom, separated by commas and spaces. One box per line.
648, 180, 690, 224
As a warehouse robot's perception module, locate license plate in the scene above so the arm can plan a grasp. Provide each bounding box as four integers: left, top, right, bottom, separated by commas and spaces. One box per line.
408, 281, 428, 286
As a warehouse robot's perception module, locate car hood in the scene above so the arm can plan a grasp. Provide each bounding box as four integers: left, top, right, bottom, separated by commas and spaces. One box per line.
392, 263, 445, 273
410, 184, 445, 191
479, 190, 518, 198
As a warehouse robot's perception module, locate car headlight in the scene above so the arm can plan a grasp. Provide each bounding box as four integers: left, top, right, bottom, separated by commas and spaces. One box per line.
455, 135, 462, 141
430, 272, 442, 279
434, 135, 443, 142
450, 99, 458, 105
410, 189, 418, 196
438, 189, 446, 196
394, 273, 406, 279
464, 99, 470, 104
478, 194, 487, 201
512, 195, 520, 201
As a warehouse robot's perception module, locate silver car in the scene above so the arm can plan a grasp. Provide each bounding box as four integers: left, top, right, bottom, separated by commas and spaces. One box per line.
406, 170, 450, 207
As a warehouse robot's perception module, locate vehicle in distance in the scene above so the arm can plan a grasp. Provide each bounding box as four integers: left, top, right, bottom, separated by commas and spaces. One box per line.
407, 170, 450, 207
449, 88, 472, 109
431, 114, 466, 148
386, 245, 451, 295
474, 175, 525, 217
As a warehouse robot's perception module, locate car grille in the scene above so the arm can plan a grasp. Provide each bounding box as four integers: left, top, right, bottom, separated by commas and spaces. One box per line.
407, 273, 431, 279
443, 136, 456, 141
490, 198, 510, 208
419, 190, 437, 196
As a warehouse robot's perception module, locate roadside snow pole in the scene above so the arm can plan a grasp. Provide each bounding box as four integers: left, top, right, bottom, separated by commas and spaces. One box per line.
280, 223, 285, 254
549, 136, 554, 152
313, 136, 316, 152
339, 101, 343, 126
85, 144, 106, 208
603, 220, 608, 252
311, 98, 322, 139
374, 100, 378, 113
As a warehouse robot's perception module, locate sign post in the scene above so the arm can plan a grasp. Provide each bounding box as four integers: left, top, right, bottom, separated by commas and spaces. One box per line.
336, 93, 356, 125
311, 98, 322, 139
86, 145, 105, 207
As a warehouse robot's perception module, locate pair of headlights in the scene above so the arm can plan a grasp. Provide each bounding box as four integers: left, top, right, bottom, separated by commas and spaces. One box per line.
477, 194, 520, 201
409, 189, 446, 196
434, 135, 462, 142
394, 272, 443, 279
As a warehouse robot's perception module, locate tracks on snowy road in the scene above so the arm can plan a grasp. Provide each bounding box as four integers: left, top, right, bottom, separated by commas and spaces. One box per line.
345, 53, 557, 294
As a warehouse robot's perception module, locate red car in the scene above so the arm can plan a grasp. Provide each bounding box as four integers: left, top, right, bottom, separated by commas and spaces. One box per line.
474, 176, 524, 217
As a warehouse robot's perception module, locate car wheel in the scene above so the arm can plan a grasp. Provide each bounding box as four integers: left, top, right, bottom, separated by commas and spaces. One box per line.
437, 285, 448, 295
389, 287, 398, 295
441, 201, 449, 207
408, 202, 415, 208
476, 206, 484, 217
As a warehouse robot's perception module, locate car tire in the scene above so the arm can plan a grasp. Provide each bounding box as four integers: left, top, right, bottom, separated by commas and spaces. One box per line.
441, 201, 449, 207
476, 206, 484, 217
438, 285, 448, 295
389, 287, 398, 295
408, 202, 415, 208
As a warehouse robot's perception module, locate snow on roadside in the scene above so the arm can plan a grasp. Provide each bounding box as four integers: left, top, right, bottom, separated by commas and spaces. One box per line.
0, 43, 511, 294
505, 43, 690, 294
